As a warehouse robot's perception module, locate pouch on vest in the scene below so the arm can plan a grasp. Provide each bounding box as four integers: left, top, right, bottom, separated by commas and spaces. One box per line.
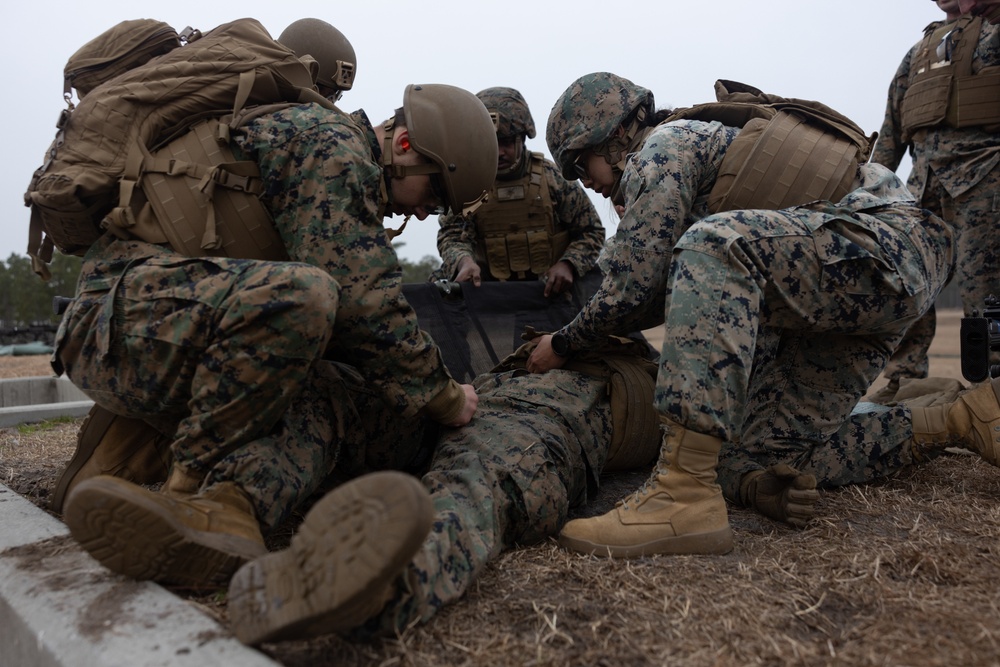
474, 153, 558, 281
526, 229, 552, 275
900, 73, 952, 134
951, 67, 1000, 128
484, 235, 513, 280
506, 232, 533, 275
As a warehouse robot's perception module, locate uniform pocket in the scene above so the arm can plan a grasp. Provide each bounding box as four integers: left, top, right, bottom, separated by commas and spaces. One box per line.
810, 214, 916, 297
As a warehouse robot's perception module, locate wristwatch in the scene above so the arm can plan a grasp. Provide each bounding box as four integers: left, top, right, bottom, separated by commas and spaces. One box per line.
550, 332, 571, 357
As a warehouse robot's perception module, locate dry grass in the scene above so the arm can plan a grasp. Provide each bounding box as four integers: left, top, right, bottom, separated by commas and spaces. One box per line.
0, 354, 58, 378
4, 310, 1000, 666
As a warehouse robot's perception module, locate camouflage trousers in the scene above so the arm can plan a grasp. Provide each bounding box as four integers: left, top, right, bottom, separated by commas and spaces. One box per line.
718, 377, 968, 497
717, 400, 917, 498
54, 239, 425, 529
357, 368, 612, 636
881, 163, 1000, 382
659, 201, 953, 478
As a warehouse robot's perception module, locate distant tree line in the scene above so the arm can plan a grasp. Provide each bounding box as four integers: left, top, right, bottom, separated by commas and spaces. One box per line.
0, 253, 82, 335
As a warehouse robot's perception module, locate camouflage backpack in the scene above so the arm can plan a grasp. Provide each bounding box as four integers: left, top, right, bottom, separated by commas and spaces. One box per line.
24, 17, 332, 279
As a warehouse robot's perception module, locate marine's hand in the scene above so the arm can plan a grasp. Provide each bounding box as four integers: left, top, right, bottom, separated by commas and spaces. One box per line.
449, 383, 479, 427
525, 334, 567, 374
454, 257, 482, 286
543, 261, 574, 297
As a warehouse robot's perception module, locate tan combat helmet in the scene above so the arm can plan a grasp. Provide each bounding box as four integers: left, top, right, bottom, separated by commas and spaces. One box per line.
396, 84, 499, 217
277, 18, 356, 100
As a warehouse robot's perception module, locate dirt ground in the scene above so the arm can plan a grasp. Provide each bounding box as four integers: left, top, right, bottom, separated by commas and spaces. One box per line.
3, 309, 1000, 667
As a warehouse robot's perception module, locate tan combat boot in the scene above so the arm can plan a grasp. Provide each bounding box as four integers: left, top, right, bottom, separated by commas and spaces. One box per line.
64, 473, 266, 588
228, 471, 434, 645
908, 377, 1000, 465
558, 419, 733, 558
50, 404, 171, 515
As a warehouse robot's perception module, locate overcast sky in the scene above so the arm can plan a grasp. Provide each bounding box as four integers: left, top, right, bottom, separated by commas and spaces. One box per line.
2, 1, 940, 266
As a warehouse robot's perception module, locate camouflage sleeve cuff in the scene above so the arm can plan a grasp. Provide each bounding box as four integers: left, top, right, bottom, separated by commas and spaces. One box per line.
561, 253, 589, 277
421, 378, 466, 424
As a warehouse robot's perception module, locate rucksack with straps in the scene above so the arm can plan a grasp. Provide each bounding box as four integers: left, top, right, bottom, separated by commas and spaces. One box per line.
24, 17, 333, 279
666, 79, 877, 214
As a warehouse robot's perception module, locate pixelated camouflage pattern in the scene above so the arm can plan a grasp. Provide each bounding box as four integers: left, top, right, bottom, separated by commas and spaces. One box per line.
717, 400, 920, 500
719, 376, 967, 499
545, 72, 654, 177
53, 102, 462, 526
553, 118, 952, 494
356, 367, 613, 636
476, 86, 536, 139
231, 104, 457, 417
436, 155, 606, 279
872, 18, 1000, 381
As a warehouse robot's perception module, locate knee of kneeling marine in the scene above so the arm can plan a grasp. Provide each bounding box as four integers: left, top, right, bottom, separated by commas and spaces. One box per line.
279, 264, 341, 327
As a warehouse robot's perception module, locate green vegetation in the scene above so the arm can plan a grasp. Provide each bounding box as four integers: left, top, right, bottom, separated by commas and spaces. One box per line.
0, 253, 82, 329
16, 415, 77, 435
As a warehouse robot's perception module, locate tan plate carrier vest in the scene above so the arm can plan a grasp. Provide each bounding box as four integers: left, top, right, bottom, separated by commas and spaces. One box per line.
667, 94, 874, 213
474, 152, 566, 280
900, 16, 1000, 141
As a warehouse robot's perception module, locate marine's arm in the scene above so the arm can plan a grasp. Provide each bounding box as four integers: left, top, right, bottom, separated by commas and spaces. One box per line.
544, 160, 606, 286
436, 211, 481, 284
871, 50, 914, 171
246, 107, 470, 422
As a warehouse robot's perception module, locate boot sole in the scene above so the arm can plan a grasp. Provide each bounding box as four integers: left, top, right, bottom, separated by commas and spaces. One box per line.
558, 525, 734, 558
64, 476, 265, 588
227, 471, 434, 645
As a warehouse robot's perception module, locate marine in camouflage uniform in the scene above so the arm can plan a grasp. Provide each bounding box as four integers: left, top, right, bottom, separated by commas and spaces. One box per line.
527, 72, 968, 558
871, 5, 1000, 393
226, 334, 662, 643
361, 361, 615, 636
56, 83, 498, 589
436, 87, 605, 296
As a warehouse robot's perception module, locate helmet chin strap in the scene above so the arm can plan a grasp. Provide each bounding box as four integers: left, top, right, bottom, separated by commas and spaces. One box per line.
496, 139, 527, 179
599, 107, 652, 206
380, 117, 441, 179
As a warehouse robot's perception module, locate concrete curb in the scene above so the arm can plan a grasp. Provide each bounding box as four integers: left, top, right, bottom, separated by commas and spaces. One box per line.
0, 376, 94, 428
0, 483, 279, 667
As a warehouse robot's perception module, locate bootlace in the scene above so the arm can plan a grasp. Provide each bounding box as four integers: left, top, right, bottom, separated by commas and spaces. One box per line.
619, 445, 671, 510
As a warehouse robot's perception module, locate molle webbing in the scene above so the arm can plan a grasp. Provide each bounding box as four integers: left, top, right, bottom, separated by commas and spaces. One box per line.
901, 16, 1000, 138
667, 97, 871, 212
475, 153, 560, 280
123, 115, 289, 260
711, 110, 860, 212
